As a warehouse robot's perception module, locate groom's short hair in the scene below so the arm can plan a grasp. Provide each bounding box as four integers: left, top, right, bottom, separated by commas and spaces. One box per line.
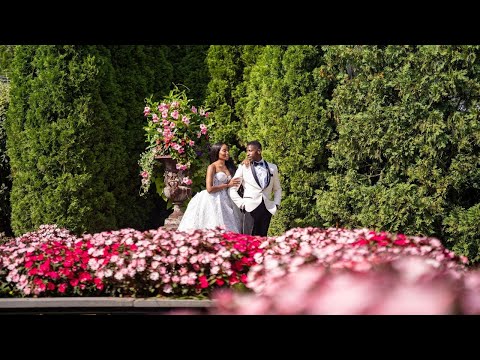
247, 140, 262, 150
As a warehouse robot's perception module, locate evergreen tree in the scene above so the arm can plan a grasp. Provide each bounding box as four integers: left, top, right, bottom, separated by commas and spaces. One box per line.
0, 81, 12, 236
6, 45, 126, 235
240, 45, 334, 235
0, 45, 15, 78
316, 45, 480, 260
205, 45, 263, 160
169, 45, 210, 104
108, 45, 173, 230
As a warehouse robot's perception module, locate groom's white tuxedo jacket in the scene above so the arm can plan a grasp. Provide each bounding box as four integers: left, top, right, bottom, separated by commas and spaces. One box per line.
229, 161, 282, 215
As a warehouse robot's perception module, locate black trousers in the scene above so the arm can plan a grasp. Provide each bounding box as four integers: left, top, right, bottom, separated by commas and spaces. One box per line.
249, 200, 272, 237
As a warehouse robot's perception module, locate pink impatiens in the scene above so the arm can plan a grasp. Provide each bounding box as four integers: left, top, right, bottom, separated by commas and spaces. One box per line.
0, 225, 263, 298
2, 223, 480, 316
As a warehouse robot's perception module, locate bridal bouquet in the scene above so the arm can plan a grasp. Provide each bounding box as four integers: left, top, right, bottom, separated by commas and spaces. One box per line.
139, 87, 210, 196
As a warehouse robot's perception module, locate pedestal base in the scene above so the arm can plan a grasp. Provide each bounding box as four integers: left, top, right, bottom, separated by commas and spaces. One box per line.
162, 204, 185, 231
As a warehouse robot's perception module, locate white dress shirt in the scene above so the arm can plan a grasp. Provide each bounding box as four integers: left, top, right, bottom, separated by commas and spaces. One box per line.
253, 159, 268, 188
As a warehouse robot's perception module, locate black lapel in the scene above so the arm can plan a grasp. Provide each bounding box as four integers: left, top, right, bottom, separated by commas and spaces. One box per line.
250, 163, 262, 188
264, 162, 271, 188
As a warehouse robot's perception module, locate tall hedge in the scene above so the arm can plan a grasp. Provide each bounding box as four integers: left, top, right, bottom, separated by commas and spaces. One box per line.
238, 45, 334, 235
167, 45, 210, 105
0, 81, 12, 236
107, 45, 173, 229
205, 45, 263, 159
6, 45, 129, 235
315, 45, 480, 260
0, 45, 15, 78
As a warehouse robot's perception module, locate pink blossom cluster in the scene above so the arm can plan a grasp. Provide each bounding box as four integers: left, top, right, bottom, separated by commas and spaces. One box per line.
0, 225, 102, 296
211, 256, 480, 314
0, 225, 263, 297
246, 227, 468, 294
82, 227, 250, 297
143, 94, 209, 170
139, 89, 211, 196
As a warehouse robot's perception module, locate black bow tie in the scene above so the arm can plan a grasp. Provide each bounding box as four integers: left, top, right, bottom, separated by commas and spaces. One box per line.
252, 160, 263, 167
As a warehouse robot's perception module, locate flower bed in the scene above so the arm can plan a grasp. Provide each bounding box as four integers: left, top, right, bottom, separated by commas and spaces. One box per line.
1, 224, 475, 314
210, 256, 480, 314
245, 227, 468, 294
0, 225, 262, 298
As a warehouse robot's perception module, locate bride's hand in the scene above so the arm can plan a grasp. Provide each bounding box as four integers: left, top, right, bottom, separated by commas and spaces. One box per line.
228, 177, 241, 188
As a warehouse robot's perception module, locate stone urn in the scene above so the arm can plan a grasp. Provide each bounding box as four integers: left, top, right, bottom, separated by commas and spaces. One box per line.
156, 155, 192, 230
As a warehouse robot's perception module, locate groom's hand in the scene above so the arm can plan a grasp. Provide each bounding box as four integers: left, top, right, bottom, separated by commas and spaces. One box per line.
242, 159, 251, 168
228, 177, 241, 188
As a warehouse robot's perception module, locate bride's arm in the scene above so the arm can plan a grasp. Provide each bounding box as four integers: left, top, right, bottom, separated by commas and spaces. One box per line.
206, 164, 240, 193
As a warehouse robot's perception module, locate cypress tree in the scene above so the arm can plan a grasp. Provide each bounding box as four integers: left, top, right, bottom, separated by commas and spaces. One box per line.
239, 45, 333, 235
6, 45, 126, 235
205, 45, 263, 160
108, 45, 173, 230
0, 45, 15, 78
0, 81, 12, 236
168, 45, 210, 104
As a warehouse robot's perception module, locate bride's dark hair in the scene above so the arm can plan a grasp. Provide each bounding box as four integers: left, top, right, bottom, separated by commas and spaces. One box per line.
209, 142, 236, 176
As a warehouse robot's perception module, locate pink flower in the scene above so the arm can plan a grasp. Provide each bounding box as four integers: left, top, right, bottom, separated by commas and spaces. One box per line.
182, 177, 193, 186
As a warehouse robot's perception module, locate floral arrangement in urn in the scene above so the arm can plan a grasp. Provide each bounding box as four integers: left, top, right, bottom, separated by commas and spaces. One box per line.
138, 87, 210, 199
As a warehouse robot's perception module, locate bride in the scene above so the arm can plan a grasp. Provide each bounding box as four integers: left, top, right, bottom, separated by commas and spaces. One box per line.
177, 142, 243, 233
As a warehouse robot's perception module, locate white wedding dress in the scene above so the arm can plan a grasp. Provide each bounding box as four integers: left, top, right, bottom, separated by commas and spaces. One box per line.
177, 172, 243, 233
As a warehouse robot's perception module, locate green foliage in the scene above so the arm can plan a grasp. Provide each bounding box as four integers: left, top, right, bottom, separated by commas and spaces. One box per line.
0, 45, 15, 78
316, 45, 480, 260
167, 45, 210, 104
6, 46, 119, 234
0, 81, 12, 236
5, 45, 183, 235
444, 204, 480, 262
107, 45, 173, 230
205, 45, 263, 160
238, 46, 333, 235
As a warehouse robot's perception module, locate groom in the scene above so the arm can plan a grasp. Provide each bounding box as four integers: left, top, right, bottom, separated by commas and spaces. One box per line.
229, 140, 282, 236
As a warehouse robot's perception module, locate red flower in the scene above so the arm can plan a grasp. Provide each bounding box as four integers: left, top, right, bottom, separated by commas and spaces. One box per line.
79, 272, 92, 283
216, 278, 225, 286
353, 239, 369, 246
39, 260, 51, 273
94, 278, 104, 290
47, 282, 55, 291
229, 273, 239, 285
129, 244, 138, 251
70, 278, 79, 287
48, 271, 59, 280
58, 283, 67, 293
24, 261, 34, 269
233, 261, 244, 272
198, 275, 209, 289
